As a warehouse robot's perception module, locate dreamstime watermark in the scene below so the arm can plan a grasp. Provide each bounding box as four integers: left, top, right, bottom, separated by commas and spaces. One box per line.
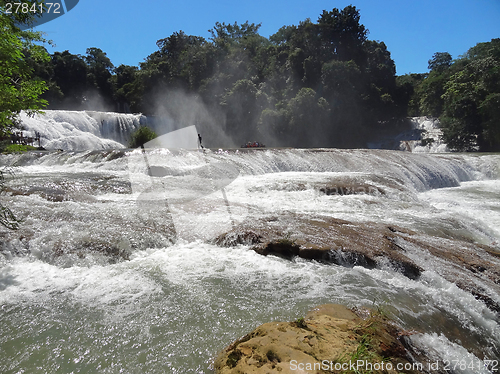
3, 1, 80, 30
127, 126, 243, 242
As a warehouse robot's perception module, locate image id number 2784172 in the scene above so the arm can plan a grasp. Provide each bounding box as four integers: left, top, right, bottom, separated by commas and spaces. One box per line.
5, 2, 61, 14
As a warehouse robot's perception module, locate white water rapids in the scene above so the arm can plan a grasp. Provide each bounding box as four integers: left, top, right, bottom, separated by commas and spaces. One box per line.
1, 111, 499, 373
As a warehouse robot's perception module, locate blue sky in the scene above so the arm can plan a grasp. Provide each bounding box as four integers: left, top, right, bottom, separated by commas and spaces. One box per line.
36, 0, 500, 75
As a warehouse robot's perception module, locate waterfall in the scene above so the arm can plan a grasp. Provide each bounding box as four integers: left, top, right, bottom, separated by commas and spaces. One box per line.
18, 110, 146, 150
408, 117, 448, 153
367, 117, 449, 152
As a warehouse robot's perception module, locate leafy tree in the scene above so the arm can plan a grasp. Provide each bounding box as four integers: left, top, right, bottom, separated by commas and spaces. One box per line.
49, 51, 88, 108
285, 88, 330, 146
405, 40, 500, 151
395, 73, 426, 116
479, 93, 500, 150
439, 40, 500, 151
428, 52, 452, 73
464, 38, 500, 60
139, 31, 217, 113
221, 79, 262, 143
154, 31, 210, 88
269, 25, 295, 46
321, 60, 361, 117
209, 21, 263, 51
416, 71, 448, 117
0, 1, 49, 133
31, 6, 408, 148
128, 126, 157, 148
113, 64, 142, 112
317, 5, 368, 64
84, 47, 115, 109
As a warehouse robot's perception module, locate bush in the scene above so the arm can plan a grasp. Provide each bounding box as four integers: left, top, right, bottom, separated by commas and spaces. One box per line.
128, 126, 157, 148
2, 144, 37, 153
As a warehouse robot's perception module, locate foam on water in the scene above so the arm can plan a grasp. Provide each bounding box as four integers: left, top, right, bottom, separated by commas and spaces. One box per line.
421, 180, 500, 241
410, 117, 449, 153
1, 146, 500, 372
410, 333, 495, 374
19, 110, 144, 150
1, 241, 498, 372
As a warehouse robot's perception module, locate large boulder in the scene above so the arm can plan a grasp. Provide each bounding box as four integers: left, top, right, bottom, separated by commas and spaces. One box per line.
214, 304, 428, 374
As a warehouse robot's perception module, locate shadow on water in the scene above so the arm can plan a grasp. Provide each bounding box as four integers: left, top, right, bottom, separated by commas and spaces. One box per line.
0, 267, 19, 291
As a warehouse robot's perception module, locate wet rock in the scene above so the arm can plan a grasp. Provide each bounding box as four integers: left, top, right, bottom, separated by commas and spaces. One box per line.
214, 230, 263, 247
214, 213, 500, 314
214, 304, 432, 374
318, 183, 384, 196
253, 239, 300, 258
216, 216, 423, 279
6, 186, 67, 202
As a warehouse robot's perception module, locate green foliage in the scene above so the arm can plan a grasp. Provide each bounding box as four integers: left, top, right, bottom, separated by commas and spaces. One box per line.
113, 64, 142, 112
31, 5, 403, 147
0, 3, 49, 134
480, 93, 500, 149
440, 41, 500, 151
222, 79, 262, 143
294, 317, 308, 329
395, 73, 427, 116
49, 51, 88, 107
20, 5, 499, 151
406, 39, 500, 152
128, 126, 157, 148
416, 71, 448, 117
318, 5, 368, 64
2, 144, 36, 153
350, 334, 375, 362
464, 38, 500, 61
428, 52, 452, 73
30, 46, 120, 110
85, 47, 115, 108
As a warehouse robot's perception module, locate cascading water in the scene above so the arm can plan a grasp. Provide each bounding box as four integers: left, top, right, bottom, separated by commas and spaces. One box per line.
1, 112, 499, 373
408, 117, 448, 153
368, 116, 449, 153
18, 110, 147, 150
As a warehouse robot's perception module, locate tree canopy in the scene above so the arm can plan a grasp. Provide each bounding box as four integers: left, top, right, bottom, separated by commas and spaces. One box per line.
24, 6, 405, 148
16, 5, 499, 151
402, 39, 500, 151
0, 0, 49, 134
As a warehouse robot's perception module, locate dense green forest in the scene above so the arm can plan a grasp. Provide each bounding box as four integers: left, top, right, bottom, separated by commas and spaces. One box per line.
30, 6, 408, 148
0, 0, 48, 135
2, 3, 499, 150
398, 39, 500, 151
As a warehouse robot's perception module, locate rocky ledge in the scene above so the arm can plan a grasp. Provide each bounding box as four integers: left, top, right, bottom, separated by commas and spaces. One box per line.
214, 304, 435, 374
214, 214, 500, 315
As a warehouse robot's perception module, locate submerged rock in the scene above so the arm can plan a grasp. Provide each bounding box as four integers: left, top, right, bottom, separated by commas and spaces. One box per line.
214, 304, 434, 374
214, 214, 500, 315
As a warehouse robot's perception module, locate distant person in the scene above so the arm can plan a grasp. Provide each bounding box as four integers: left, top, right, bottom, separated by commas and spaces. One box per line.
198, 133, 204, 149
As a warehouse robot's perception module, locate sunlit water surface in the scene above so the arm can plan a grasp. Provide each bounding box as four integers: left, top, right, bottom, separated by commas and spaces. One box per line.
1, 149, 499, 373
